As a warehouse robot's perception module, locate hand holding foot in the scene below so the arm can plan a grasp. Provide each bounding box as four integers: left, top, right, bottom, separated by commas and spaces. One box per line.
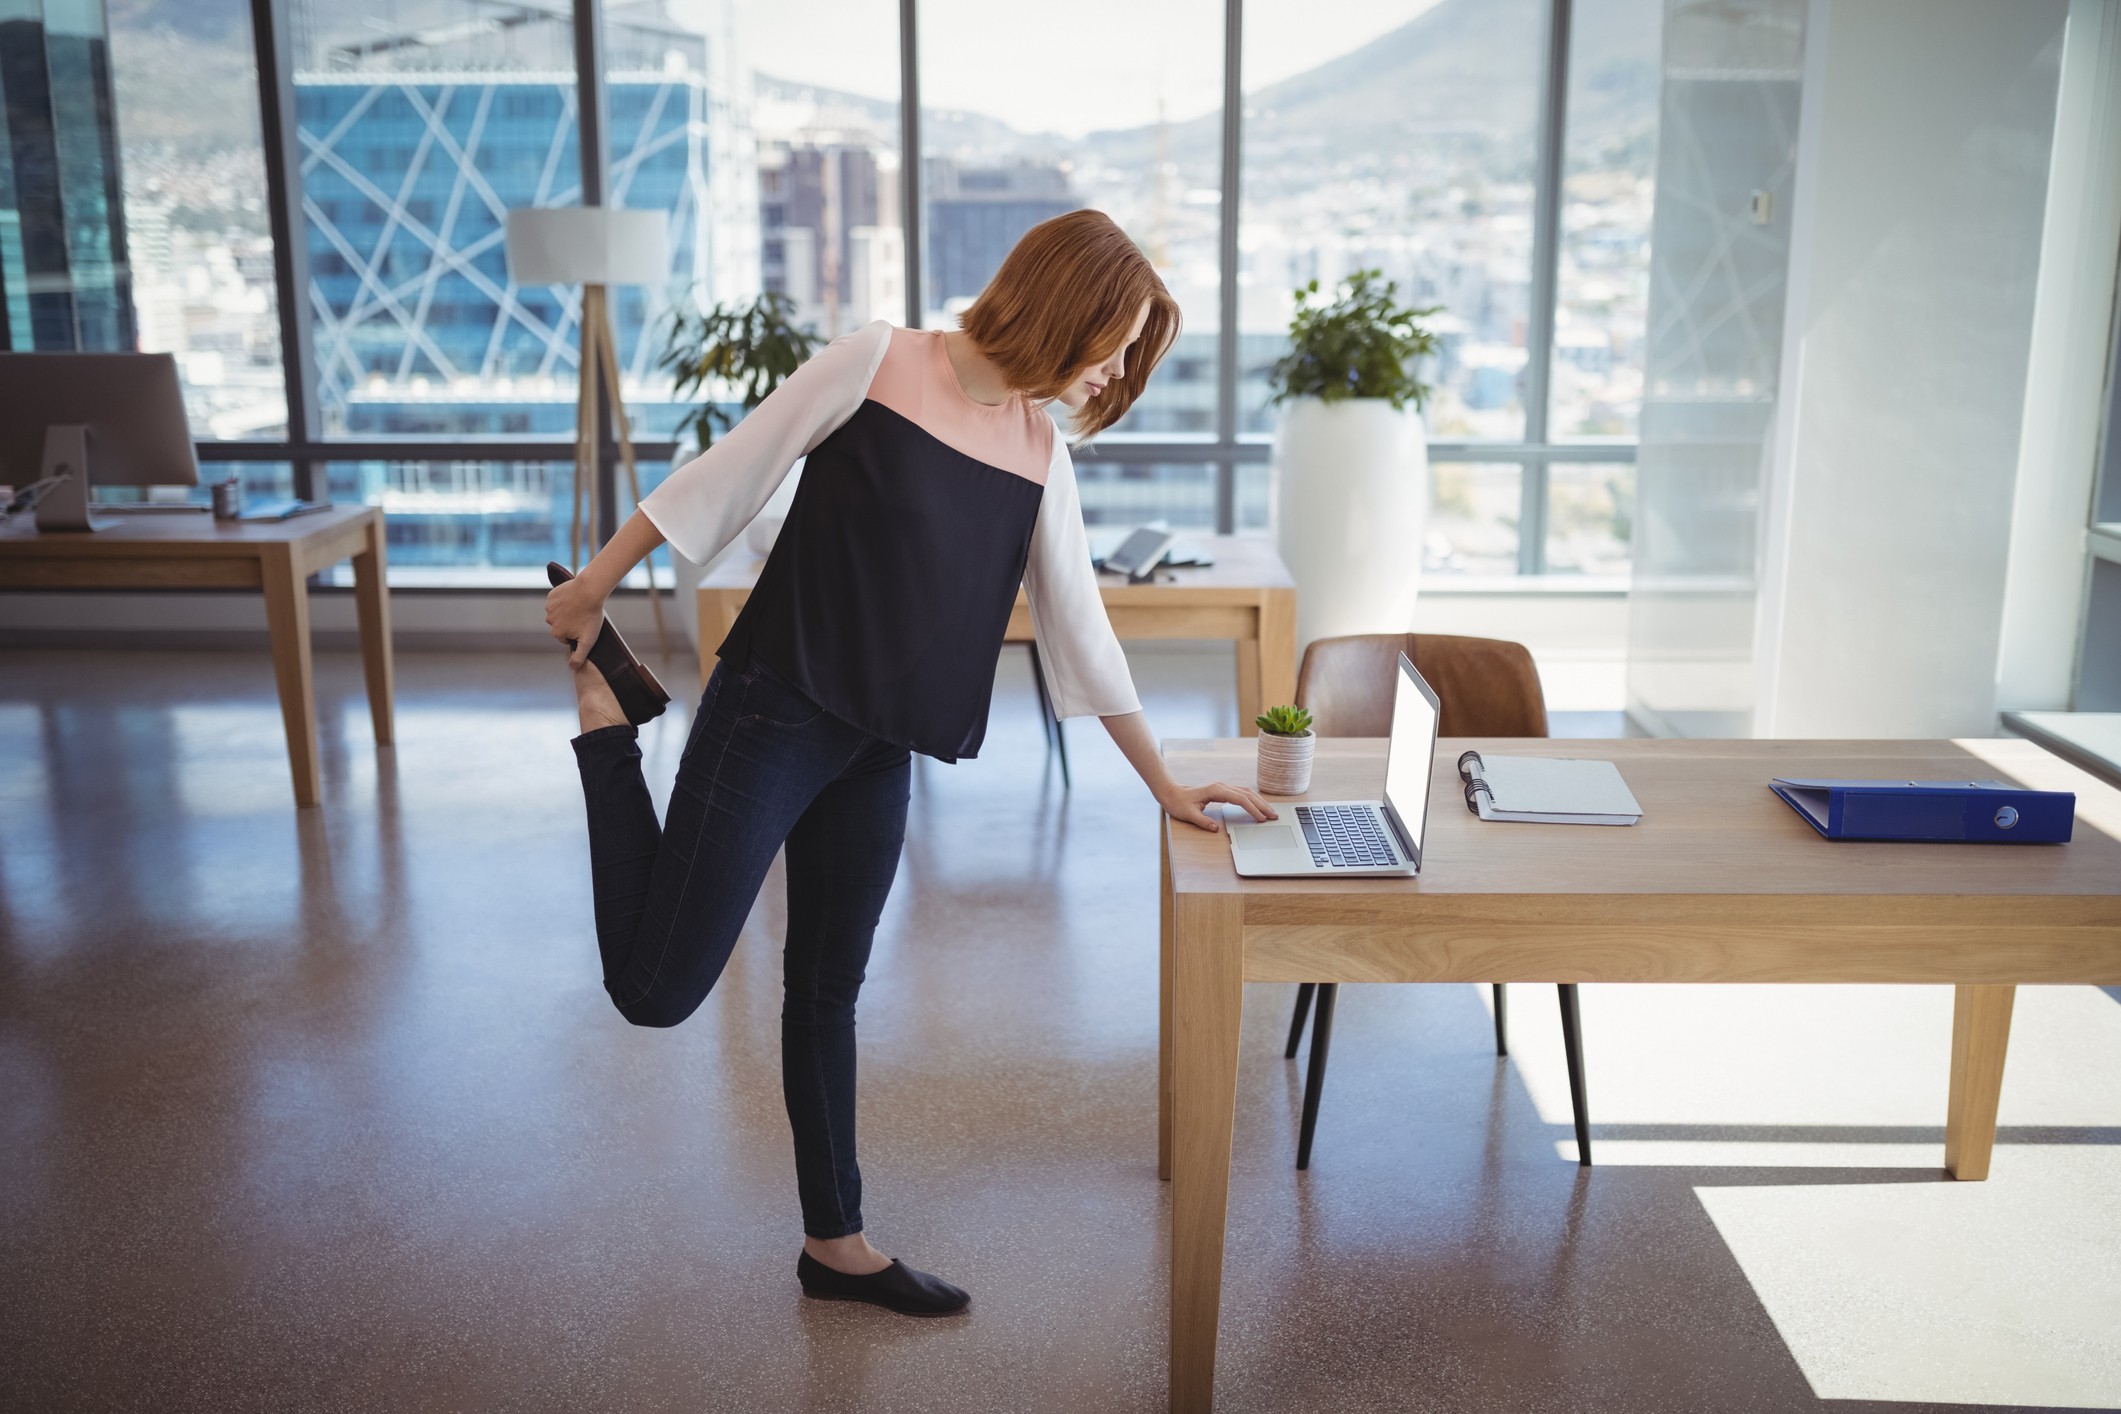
545, 575, 606, 667
546, 562, 671, 725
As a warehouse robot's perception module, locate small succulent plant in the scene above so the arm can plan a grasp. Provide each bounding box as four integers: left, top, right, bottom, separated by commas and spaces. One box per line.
1255, 705, 1314, 737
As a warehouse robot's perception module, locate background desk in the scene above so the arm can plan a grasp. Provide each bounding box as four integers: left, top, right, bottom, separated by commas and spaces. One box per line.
1156, 736, 2121, 1412
0, 506, 393, 807
695, 535, 1297, 735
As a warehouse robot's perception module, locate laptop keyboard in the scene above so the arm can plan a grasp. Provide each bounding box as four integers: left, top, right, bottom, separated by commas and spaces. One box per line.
1295, 805, 1400, 869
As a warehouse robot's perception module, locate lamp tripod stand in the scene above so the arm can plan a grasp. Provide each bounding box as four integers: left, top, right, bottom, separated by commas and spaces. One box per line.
570, 282, 667, 654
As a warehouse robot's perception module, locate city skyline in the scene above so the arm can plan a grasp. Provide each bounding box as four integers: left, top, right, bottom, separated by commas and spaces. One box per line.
86, 0, 1652, 575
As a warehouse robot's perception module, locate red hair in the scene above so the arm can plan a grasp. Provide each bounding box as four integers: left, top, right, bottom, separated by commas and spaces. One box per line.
957, 209, 1181, 439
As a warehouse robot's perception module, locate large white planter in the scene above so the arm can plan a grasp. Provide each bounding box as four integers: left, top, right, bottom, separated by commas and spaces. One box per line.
1271, 397, 1428, 655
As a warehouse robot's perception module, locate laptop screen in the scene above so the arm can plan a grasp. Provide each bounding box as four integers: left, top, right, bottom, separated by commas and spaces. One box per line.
1381, 655, 1442, 862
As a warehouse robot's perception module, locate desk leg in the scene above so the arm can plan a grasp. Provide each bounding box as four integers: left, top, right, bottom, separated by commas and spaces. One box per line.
353, 514, 395, 746
1170, 893, 1243, 1414
1159, 820, 1174, 1182
1259, 587, 1297, 724
1236, 591, 1300, 735
1945, 983, 2014, 1180
261, 545, 322, 808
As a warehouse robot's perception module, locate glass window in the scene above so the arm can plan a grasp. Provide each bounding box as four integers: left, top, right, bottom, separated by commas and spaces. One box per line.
1544, 460, 1632, 575
1424, 462, 1522, 575
292, 0, 582, 441
625, 0, 905, 465
1241, 0, 1545, 442
16, 0, 287, 439
916, 0, 1223, 436
92, 460, 293, 505
1550, 0, 1664, 440
1071, 460, 1221, 530
323, 458, 581, 583
1236, 459, 1270, 531
317, 456, 674, 587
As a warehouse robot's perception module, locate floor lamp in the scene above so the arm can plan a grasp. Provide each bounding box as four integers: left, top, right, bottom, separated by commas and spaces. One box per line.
505, 207, 672, 652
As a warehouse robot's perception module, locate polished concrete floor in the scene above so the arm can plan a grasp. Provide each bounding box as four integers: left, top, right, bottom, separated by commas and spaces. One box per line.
3, 645, 2118, 1413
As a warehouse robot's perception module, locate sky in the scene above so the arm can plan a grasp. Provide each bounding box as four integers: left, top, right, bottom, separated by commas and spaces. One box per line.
725, 0, 1447, 138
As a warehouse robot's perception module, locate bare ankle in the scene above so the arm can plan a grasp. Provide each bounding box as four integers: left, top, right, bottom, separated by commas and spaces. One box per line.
572, 661, 628, 733
805, 1232, 890, 1275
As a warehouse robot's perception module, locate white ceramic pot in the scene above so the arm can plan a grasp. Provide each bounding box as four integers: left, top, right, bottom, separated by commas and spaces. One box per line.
1271, 398, 1428, 655
1256, 730, 1315, 796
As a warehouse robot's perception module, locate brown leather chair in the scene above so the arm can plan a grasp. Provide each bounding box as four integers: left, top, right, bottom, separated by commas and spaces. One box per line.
1283, 633, 1592, 1169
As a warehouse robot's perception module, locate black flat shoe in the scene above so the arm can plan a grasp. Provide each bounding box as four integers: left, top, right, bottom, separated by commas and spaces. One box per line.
546, 561, 671, 726
796, 1251, 970, 1316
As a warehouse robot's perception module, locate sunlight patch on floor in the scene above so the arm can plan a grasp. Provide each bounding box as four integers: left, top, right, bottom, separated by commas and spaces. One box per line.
1695, 1146, 2121, 1408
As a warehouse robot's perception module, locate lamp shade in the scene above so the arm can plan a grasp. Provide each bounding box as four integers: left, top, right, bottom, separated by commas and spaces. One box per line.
505, 208, 669, 286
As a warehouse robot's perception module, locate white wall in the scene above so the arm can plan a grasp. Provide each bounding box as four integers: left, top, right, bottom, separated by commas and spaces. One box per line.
1753, 0, 2071, 737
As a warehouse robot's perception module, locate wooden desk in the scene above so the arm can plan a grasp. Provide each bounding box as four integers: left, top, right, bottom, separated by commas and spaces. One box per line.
1157, 736, 2121, 1412
695, 535, 1298, 735
0, 506, 394, 808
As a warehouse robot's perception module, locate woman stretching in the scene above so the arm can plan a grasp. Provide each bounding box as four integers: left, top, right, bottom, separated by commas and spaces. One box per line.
544, 210, 1276, 1317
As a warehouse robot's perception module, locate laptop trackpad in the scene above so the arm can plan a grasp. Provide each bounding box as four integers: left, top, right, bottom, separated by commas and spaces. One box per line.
1230, 823, 1299, 852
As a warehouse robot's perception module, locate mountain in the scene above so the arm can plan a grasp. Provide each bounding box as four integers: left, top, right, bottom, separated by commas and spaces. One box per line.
1082, 0, 1663, 174
103, 0, 1666, 205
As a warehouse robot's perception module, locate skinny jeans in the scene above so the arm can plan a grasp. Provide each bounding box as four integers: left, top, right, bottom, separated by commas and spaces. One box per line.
571, 656, 910, 1239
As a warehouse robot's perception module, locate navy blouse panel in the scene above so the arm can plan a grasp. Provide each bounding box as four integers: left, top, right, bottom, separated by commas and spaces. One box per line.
715, 399, 1044, 762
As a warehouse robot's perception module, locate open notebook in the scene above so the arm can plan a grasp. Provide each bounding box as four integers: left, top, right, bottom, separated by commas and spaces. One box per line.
1457, 751, 1642, 826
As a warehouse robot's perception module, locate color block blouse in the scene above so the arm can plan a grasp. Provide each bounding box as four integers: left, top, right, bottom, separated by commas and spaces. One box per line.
639, 320, 1140, 762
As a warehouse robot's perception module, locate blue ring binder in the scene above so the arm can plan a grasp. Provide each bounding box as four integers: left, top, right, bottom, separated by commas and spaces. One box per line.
1769, 778, 2074, 844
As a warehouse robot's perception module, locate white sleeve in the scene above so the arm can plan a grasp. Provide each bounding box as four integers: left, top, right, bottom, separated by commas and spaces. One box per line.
1022, 430, 1142, 719
638, 319, 892, 565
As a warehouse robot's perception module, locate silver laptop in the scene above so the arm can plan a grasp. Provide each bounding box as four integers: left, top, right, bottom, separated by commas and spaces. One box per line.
1228, 653, 1441, 878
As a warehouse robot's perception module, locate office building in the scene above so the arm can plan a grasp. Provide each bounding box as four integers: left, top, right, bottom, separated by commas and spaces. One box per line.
923, 156, 1078, 316
0, 0, 136, 351
759, 134, 893, 338
290, 0, 758, 565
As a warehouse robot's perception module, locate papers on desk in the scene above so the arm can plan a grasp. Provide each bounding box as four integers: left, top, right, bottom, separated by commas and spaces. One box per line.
1457, 751, 1642, 825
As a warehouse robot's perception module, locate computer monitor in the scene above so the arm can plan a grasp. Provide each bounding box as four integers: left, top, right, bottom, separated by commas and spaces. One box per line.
0, 352, 199, 530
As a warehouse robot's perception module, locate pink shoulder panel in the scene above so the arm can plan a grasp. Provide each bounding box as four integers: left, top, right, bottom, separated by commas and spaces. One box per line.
863, 327, 1053, 486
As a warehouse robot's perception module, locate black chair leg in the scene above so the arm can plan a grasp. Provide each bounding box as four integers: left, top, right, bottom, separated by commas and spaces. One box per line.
1026, 644, 1070, 788
1284, 983, 1315, 1058
1296, 983, 1338, 1170
1492, 982, 1508, 1056
1026, 644, 1054, 745
1557, 983, 1591, 1166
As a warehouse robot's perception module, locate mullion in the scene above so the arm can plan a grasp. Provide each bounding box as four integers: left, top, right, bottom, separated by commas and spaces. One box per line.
1520, 0, 1574, 576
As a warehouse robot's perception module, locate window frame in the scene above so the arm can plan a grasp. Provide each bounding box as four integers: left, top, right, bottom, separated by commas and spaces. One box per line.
203, 0, 1624, 575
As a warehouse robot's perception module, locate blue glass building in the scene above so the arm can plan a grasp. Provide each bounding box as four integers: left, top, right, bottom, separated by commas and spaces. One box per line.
291, 0, 757, 570
0, 0, 135, 352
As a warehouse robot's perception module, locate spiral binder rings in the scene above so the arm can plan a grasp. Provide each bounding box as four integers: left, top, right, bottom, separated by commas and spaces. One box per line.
1457, 751, 1642, 826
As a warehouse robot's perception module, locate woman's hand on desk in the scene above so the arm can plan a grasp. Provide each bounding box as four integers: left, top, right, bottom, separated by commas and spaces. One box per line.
544, 577, 606, 666
1158, 782, 1278, 833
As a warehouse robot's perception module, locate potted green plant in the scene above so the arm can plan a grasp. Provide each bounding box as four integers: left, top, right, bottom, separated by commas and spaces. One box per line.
1254, 704, 1315, 796
661, 290, 823, 452
1265, 269, 1442, 653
